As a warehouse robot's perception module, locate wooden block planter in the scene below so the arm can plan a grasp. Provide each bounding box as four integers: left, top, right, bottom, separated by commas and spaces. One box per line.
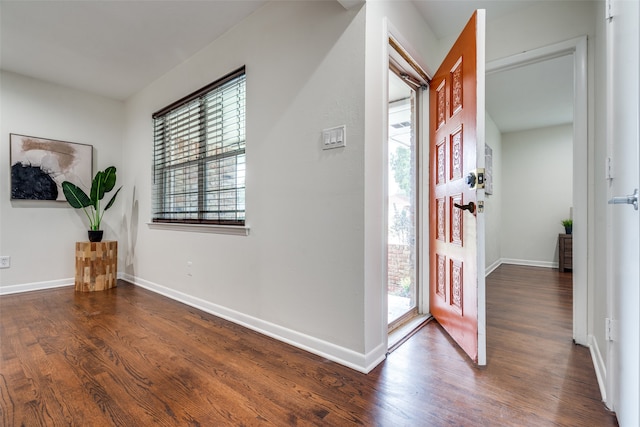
75, 241, 117, 292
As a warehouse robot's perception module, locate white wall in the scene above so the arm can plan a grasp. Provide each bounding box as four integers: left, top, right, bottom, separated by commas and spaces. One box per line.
501, 125, 573, 266
0, 71, 124, 291
122, 1, 374, 370
480, 1, 596, 63
122, 0, 443, 372
484, 113, 502, 273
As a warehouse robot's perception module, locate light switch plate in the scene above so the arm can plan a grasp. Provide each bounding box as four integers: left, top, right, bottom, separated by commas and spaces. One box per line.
322, 125, 346, 150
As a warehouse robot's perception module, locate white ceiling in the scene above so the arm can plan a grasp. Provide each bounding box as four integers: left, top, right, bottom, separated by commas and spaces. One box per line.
486, 54, 574, 133
412, 0, 540, 40
0, 0, 267, 100
0, 0, 573, 132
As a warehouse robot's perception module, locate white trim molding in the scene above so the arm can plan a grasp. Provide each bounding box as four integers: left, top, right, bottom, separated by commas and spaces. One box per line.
485, 259, 502, 276
589, 333, 608, 403
147, 222, 250, 236
0, 278, 73, 295
486, 258, 568, 276
500, 258, 558, 269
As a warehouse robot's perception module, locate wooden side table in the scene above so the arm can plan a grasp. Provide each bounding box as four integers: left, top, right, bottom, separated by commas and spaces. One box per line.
75, 241, 118, 292
558, 234, 572, 272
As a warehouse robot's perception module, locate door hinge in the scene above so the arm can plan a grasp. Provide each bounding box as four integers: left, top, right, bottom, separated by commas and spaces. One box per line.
605, 156, 613, 180
605, 318, 618, 341
606, 0, 614, 21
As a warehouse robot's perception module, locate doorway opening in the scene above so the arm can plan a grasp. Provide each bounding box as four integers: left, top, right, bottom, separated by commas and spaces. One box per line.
386, 38, 430, 342
485, 37, 588, 347
387, 69, 418, 328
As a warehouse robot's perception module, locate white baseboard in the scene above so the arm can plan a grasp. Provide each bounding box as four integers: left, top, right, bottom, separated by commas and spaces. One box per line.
589, 334, 609, 404
485, 259, 502, 276
0, 278, 74, 295
0, 273, 127, 295
122, 273, 386, 374
500, 258, 558, 269
485, 258, 559, 277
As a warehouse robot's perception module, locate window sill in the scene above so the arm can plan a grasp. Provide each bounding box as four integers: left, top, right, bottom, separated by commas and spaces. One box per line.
147, 222, 250, 236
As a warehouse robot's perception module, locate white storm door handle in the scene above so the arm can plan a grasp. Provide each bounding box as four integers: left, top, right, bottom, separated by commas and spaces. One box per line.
608, 188, 639, 211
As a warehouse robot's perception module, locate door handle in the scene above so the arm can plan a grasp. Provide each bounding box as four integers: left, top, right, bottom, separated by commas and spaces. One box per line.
454, 202, 476, 214
466, 172, 477, 188
608, 188, 638, 211
465, 170, 485, 189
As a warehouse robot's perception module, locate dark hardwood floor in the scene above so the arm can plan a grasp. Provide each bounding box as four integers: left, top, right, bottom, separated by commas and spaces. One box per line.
1, 265, 617, 426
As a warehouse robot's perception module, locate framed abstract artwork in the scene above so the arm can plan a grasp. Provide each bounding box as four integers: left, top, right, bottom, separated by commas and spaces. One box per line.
10, 134, 93, 201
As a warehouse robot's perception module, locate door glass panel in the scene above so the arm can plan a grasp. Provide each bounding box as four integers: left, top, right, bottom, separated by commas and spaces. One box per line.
388, 70, 417, 325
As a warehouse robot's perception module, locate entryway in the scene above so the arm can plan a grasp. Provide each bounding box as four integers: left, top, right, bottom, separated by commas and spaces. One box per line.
385, 37, 431, 349
387, 68, 418, 328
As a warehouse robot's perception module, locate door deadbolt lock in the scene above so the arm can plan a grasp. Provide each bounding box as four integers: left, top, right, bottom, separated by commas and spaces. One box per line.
466, 169, 485, 190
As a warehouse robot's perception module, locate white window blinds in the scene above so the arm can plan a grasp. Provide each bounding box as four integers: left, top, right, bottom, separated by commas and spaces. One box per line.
152, 67, 246, 225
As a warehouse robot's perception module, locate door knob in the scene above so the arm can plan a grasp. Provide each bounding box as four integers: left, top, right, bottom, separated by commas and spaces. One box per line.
466, 172, 476, 188
608, 188, 638, 211
454, 201, 476, 214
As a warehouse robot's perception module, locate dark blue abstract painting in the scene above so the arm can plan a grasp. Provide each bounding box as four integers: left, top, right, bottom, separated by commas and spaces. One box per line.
10, 134, 93, 201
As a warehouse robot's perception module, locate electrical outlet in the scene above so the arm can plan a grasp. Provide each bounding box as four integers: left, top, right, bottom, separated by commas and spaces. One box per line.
0, 256, 10, 269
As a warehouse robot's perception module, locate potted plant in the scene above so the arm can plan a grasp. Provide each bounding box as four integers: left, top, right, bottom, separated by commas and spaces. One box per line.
561, 219, 573, 235
62, 166, 122, 242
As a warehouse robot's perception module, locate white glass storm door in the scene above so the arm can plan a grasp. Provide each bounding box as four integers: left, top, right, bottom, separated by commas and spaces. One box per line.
387, 69, 419, 327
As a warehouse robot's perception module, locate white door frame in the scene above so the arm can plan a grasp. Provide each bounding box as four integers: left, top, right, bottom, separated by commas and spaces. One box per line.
604, 0, 640, 422
486, 36, 589, 345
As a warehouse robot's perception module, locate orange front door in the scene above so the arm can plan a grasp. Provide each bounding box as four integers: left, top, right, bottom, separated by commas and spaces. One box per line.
429, 11, 486, 364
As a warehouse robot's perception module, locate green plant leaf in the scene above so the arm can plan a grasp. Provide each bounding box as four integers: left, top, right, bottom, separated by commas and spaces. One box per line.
64, 166, 119, 232
90, 166, 117, 207
103, 186, 122, 211
62, 181, 92, 208
90, 170, 104, 207
102, 166, 117, 193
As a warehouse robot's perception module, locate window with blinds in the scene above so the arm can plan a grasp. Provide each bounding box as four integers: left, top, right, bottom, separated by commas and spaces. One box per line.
152, 67, 246, 226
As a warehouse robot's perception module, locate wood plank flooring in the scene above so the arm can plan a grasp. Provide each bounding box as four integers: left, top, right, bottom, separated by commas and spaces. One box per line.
0, 265, 617, 426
